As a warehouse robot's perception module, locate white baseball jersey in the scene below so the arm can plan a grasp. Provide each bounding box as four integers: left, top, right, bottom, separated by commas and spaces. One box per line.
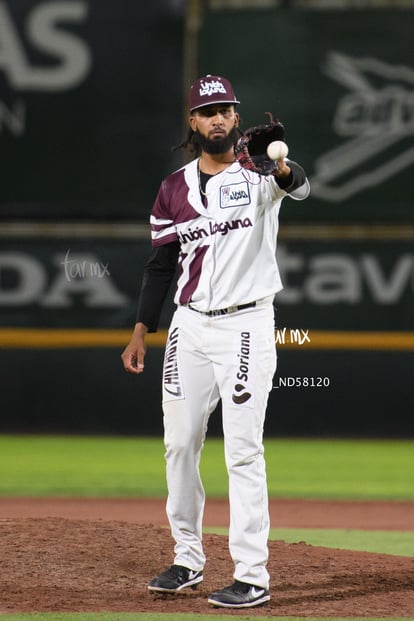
149, 156, 309, 589
150, 159, 309, 312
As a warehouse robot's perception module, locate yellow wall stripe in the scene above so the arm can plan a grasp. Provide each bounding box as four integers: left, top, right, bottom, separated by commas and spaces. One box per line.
299, 331, 414, 350
0, 328, 414, 351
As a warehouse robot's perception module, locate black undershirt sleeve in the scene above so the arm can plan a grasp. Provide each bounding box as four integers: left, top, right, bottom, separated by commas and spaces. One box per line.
135, 241, 180, 332
275, 160, 307, 192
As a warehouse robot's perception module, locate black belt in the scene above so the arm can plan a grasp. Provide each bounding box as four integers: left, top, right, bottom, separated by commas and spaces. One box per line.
187, 301, 256, 317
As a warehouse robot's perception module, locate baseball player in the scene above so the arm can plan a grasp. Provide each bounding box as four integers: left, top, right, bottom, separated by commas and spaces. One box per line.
122, 74, 310, 608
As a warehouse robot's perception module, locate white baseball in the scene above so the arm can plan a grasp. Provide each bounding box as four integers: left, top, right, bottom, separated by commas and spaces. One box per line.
267, 140, 289, 161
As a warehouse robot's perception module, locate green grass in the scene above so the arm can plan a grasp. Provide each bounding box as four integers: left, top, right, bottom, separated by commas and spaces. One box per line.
1, 436, 413, 621
269, 438, 414, 499
1, 434, 413, 558
0, 435, 413, 500
0, 435, 166, 497
204, 526, 414, 557
269, 527, 414, 556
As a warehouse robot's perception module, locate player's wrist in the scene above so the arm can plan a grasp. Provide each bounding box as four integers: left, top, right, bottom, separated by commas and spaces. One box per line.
275, 164, 291, 178
134, 322, 149, 337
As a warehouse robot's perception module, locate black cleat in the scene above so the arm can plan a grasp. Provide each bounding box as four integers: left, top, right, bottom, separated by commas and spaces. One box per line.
148, 564, 203, 593
208, 580, 270, 608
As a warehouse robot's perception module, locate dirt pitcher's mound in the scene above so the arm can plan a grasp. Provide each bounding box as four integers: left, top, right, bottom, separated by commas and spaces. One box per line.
1, 518, 414, 616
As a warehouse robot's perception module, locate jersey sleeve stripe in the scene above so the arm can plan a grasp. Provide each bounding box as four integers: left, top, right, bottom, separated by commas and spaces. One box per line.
152, 231, 178, 247
151, 221, 176, 236
151, 223, 174, 234
150, 215, 173, 227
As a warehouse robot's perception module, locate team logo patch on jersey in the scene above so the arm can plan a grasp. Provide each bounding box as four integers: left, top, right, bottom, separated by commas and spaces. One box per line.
220, 181, 251, 209
163, 326, 184, 399
231, 331, 255, 407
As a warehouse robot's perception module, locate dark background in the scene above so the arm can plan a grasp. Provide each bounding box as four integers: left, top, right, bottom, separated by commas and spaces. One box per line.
1, 0, 413, 437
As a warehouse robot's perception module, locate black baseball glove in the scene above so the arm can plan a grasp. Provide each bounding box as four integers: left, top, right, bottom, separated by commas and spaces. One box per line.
234, 112, 286, 175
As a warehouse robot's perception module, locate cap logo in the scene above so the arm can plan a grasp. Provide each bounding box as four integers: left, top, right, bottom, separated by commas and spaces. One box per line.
199, 79, 227, 97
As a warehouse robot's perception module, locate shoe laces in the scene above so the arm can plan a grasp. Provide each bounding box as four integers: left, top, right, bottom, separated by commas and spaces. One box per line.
166, 564, 184, 577
232, 580, 253, 593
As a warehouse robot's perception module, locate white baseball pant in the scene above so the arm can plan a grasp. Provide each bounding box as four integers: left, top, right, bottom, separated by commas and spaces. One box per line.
161, 296, 277, 589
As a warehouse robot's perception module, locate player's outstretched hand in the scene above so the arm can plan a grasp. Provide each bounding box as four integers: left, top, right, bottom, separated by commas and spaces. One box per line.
121, 322, 148, 374
275, 159, 291, 178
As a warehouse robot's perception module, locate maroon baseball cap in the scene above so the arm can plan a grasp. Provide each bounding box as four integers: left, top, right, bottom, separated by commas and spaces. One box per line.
189, 75, 240, 112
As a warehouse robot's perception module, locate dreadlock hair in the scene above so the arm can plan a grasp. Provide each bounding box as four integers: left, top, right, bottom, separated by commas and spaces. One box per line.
172, 127, 201, 157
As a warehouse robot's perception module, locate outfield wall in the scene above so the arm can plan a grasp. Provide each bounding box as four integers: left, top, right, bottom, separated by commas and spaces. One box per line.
1, 345, 413, 438
0, 225, 413, 437
0, 4, 412, 223
0, 3, 413, 436
198, 7, 414, 223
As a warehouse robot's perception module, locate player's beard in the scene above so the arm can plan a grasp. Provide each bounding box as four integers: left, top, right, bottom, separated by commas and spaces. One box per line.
195, 126, 239, 155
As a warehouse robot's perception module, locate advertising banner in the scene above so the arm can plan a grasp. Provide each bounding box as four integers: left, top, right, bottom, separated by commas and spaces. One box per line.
0, 229, 412, 436
1, 4, 413, 435
0, 228, 412, 332
199, 9, 414, 222
0, 0, 183, 219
